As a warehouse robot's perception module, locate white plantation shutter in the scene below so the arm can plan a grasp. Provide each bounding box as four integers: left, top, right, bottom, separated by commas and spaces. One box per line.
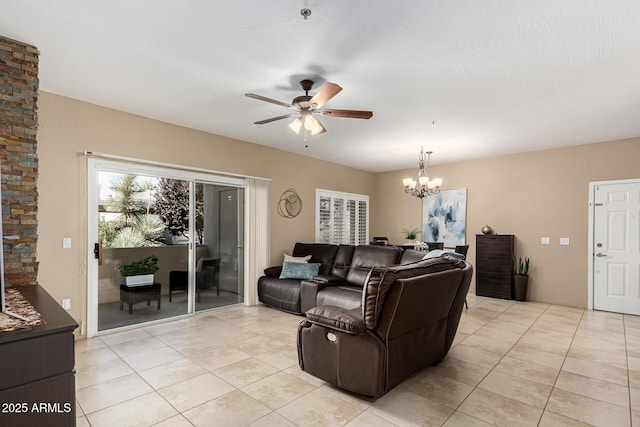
316, 189, 369, 245
358, 200, 367, 244
318, 195, 332, 242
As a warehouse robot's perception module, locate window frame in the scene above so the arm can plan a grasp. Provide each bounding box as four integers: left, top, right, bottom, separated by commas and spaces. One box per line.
315, 188, 369, 245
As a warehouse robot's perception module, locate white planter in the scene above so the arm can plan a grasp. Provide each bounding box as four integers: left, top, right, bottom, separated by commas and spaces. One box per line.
124, 274, 154, 287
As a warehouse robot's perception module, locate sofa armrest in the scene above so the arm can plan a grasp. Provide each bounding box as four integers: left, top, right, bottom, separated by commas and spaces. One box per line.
263, 265, 282, 278
306, 305, 366, 335
301, 277, 344, 313
301, 280, 324, 314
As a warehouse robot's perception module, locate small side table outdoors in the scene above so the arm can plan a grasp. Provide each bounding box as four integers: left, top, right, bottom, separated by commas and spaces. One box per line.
120, 282, 161, 315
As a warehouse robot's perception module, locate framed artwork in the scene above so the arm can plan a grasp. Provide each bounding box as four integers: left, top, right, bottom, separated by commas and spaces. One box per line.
422, 189, 467, 247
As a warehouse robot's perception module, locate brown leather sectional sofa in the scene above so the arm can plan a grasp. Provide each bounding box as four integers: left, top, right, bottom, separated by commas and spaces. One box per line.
298, 256, 473, 397
257, 242, 426, 315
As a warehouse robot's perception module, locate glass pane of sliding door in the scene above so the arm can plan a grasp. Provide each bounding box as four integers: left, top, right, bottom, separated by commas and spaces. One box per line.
195, 184, 244, 311
97, 172, 190, 331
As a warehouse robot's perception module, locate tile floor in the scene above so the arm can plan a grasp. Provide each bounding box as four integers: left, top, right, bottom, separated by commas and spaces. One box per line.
75, 295, 640, 426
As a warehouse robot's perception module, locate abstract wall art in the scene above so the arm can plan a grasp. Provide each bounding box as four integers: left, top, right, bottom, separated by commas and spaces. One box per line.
422, 189, 467, 247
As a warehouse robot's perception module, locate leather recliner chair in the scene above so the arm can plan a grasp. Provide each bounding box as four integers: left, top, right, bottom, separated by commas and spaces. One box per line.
297, 256, 473, 398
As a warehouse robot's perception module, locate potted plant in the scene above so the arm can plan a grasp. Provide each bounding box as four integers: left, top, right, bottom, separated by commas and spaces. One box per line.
512, 254, 530, 301
402, 227, 421, 243
119, 255, 159, 286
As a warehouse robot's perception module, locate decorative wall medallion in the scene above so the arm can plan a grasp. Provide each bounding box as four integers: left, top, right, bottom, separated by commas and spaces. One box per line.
278, 188, 303, 218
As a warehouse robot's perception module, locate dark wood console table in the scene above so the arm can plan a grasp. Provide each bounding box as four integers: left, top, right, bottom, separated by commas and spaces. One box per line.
0, 285, 78, 427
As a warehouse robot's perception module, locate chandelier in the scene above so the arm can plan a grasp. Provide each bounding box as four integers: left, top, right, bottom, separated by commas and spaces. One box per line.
402, 147, 443, 198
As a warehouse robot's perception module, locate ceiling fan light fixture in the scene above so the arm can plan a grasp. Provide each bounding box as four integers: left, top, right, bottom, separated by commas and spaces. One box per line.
288, 117, 303, 133
245, 79, 373, 138
310, 120, 325, 135
303, 112, 317, 131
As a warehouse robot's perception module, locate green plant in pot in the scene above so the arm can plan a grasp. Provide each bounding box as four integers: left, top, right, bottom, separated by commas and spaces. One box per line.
119, 255, 159, 286
402, 227, 421, 243
512, 254, 530, 301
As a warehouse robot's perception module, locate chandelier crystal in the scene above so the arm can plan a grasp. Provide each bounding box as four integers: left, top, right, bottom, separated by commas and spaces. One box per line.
402, 147, 443, 198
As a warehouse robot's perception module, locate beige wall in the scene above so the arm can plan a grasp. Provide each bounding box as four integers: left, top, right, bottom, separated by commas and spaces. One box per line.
371, 137, 640, 308
35, 90, 640, 333
36, 92, 374, 335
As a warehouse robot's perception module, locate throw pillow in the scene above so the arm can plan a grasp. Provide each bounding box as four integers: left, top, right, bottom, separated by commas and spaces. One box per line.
279, 262, 321, 280
422, 249, 466, 260
284, 253, 312, 263
422, 249, 444, 259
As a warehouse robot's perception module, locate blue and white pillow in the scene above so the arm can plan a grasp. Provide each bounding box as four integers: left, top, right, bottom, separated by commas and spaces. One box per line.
422, 249, 466, 260
279, 262, 321, 280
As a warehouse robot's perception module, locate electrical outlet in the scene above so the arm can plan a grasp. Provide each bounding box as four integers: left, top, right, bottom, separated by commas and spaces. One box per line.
560, 237, 570, 246
541, 237, 550, 245
61, 298, 71, 310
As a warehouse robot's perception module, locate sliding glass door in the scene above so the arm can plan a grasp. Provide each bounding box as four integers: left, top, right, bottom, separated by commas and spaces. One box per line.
87, 158, 245, 335
193, 183, 244, 312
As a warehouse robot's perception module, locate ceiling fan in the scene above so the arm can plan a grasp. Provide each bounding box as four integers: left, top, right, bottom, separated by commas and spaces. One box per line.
245, 79, 373, 136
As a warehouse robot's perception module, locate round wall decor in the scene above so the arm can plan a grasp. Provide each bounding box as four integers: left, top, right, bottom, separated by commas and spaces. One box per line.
278, 188, 303, 218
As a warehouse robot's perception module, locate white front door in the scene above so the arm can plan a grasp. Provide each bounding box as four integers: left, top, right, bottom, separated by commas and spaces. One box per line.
593, 181, 640, 315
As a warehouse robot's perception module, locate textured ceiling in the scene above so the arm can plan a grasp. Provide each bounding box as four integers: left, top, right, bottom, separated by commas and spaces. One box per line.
2, 1, 639, 172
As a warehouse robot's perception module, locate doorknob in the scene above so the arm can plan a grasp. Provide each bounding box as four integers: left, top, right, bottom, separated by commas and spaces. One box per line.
595, 252, 608, 257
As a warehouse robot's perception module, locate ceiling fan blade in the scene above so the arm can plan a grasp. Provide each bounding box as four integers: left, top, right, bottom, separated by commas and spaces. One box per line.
254, 114, 296, 125
309, 83, 342, 108
245, 93, 292, 108
321, 109, 374, 119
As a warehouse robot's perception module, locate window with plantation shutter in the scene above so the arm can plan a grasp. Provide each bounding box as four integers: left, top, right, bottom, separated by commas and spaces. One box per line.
316, 189, 369, 245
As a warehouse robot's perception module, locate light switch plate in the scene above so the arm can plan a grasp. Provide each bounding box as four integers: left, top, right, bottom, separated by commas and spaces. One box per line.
63, 237, 72, 248
560, 237, 570, 246
541, 237, 550, 245
61, 298, 71, 310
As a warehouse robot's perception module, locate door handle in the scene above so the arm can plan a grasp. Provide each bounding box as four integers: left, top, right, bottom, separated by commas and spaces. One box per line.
94, 242, 103, 265
595, 252, 608, 257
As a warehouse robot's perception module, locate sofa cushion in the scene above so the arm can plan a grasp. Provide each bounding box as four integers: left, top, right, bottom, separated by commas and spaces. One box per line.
279, 262, 321, 280
330, 245, 356, 279
257, 277, 303, 314
317, 285, 362, 312
292, 243, 339, 276
400, 249, 426, 264
345, 245, 403, 288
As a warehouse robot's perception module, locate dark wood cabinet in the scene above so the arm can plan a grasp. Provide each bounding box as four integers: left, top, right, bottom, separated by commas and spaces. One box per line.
476, 234, 514, 299
0, 286, 78, 427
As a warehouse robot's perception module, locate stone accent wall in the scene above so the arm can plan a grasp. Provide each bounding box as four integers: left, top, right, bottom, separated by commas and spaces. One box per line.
0, 36, 39, 286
